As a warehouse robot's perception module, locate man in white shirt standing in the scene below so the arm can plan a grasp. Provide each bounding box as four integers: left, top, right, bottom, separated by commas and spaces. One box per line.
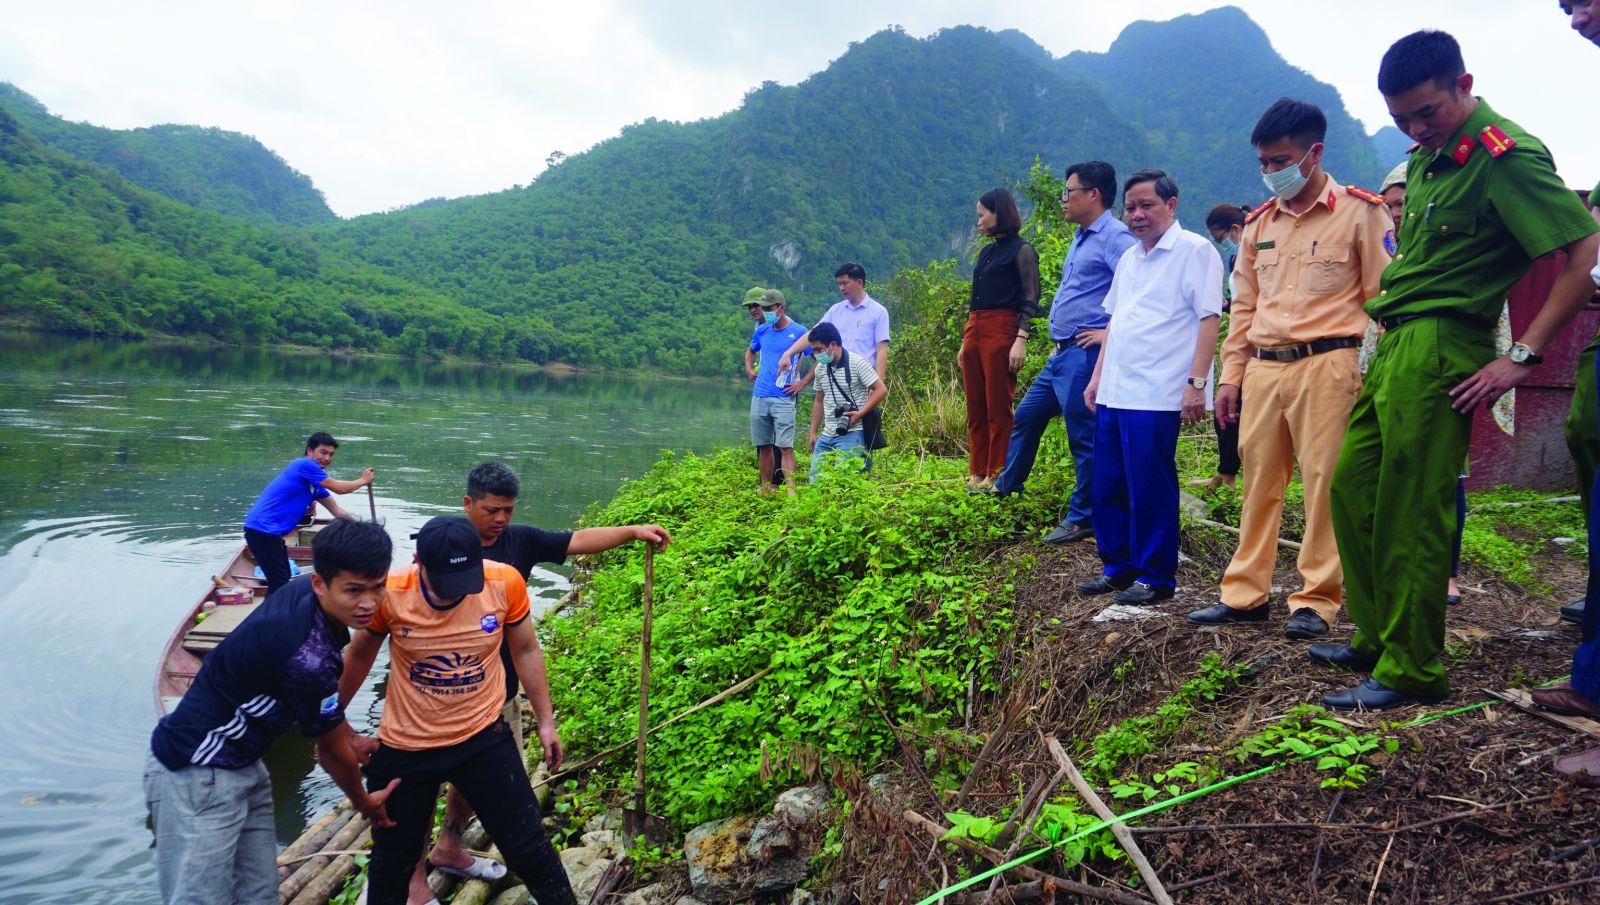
1081, 169, 1224, 605
778, 263, 892, 449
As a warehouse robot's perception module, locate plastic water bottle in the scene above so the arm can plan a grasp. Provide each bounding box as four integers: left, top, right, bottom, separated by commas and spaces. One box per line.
775, 362, 792, 389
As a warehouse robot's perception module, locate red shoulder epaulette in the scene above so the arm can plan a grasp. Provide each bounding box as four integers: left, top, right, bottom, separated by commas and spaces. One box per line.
1243, 198, 1275, 225
1479, 124, 1516, 158
1346, 185, 1384, 205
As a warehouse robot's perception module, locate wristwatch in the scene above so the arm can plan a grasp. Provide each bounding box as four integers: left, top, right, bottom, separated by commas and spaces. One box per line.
1186, 376, 1208, 389
1508, 342, 1544, 366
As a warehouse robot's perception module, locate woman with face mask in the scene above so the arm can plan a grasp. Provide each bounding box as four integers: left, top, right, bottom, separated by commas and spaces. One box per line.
961, 188, 1041, 491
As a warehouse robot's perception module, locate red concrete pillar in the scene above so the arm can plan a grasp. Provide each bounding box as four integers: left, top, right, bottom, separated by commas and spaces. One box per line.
1467, 248, 1600, 491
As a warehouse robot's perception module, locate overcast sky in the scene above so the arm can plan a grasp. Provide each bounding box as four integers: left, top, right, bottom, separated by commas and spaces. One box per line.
2, 1, 1591, 218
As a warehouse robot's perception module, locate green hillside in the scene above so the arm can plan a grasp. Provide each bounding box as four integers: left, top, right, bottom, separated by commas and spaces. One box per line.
311, 25, 1152, 373
1056, 6, 1384, 213
0, 83, 334, 227
0, 10, 1396, 376
0, 108, 556, 359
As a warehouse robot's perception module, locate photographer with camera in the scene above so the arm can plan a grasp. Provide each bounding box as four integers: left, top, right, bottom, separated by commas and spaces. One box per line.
806, 322, 887, 483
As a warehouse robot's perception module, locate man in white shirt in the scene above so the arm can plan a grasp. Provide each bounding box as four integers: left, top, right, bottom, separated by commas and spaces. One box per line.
778, 263, 892, 449
1080, 169, 1224, 605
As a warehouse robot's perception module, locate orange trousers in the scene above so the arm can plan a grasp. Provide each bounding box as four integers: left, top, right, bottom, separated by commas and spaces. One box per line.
960, 310, 1019, 478
1220, 347, 1361, 624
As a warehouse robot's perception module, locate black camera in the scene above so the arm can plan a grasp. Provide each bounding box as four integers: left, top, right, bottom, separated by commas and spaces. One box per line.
833, 405, 853, 436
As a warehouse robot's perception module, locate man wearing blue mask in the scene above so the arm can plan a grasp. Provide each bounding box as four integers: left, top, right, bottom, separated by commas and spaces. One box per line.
744, 289, 808, 495
1188, 99, 1391, 644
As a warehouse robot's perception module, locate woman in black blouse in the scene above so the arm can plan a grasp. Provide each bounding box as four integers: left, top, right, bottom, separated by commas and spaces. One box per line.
961, 188, 1040, 490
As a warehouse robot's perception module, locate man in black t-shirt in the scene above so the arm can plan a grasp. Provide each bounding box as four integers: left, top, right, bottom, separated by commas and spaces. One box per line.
145, 521, 399, 905
396, 461, 670, 899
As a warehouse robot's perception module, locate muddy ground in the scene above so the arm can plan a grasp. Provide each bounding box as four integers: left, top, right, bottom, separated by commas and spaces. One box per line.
824, 524, 1600, 905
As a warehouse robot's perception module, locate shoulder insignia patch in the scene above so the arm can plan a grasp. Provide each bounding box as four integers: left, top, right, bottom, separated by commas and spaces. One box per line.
1383, 230, 1397, 256
1346, 185, 1384, 205
1451, 135, 1476, 166
1479, 124, 1516, 158
1244, 198, 1275, 225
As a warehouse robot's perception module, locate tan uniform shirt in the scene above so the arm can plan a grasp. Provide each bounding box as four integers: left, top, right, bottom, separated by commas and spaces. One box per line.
1220, 172, 1393, 387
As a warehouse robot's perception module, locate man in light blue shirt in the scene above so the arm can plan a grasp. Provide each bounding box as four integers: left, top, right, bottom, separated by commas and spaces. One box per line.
993, 162, 1137, 544
777, 263, 891, 380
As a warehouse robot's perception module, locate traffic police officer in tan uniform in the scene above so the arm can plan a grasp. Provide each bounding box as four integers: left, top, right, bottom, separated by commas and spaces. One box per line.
1316, 30, 1600, 710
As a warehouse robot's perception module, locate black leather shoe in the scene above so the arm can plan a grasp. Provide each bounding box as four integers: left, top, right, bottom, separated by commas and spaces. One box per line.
1187, 602, 1268, 625
1042, 523, 1093, 545
1077, 574, 1134, 596
1307, 642, 1378, 672
1322, 676, 1448, 711
1562, 598, 1586, 624
1284, 609, 1329, 640
1112, 582, 1174, 605
1445, 594, 1461, 606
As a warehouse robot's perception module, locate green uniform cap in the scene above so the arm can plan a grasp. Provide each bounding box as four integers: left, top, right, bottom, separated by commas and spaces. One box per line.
742, 286, 766, 307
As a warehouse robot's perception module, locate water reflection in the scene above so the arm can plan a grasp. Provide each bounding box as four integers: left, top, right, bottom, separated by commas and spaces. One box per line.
0, 334, 746, 902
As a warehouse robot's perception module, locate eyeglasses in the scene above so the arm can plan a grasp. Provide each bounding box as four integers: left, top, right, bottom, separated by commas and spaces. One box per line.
1060, 187, 1089, 200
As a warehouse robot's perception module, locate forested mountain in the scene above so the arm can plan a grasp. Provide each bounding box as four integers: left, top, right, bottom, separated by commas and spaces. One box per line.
0, 84, 333, 227
1371, 126, 1414, 171
1055, 7, 1384, 212
310, 25, 1153, 372
0, 8, 1397, 375
0, 108, 558, 359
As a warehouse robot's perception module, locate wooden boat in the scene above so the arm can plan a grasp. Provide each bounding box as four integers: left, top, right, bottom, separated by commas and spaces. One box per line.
154, 521, 327, 715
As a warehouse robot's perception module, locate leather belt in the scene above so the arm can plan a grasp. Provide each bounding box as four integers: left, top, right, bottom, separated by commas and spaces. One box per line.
1255, 336, 1362, 362
1378, 314, 1430, 330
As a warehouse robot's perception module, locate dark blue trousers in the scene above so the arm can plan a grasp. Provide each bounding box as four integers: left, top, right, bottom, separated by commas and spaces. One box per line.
1091, 406, 1181, 591
993, 344, 1099, 529
1573, 354, 1600, 702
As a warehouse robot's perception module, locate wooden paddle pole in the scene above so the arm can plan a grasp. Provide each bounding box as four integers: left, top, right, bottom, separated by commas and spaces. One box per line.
631, 542, 655, 837
366, 483, 377, 522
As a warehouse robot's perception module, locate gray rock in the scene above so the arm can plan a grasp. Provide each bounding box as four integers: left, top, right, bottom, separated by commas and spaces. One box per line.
558, 843, 602, 877
581, 829, 623, 857
571, 856, 615, 903
772, 786, 828, 826
489, 889, 533, 905
788, 887, 815, 905
584, 807, 625, 833
619, 883, 669, 905
674, 898, 709, 905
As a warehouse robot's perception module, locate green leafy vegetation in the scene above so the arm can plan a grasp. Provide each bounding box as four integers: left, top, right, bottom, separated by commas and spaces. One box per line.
543, 447, 1023, 828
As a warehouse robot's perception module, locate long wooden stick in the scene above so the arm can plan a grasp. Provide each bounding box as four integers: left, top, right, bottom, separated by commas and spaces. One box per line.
631, 543, 655, 833
534, 666, 774, 790
366, 484, 377, 522
1045, 737, 1173, 905
1191, 516, 1302, 552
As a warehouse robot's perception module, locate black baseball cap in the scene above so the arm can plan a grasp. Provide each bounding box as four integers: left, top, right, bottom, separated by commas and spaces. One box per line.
412, 516, 485, 598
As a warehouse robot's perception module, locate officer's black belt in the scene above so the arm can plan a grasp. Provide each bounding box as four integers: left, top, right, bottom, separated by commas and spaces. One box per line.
1056, 331, 1097, 352
1255, 336, 1362, 362
1378, 314, 1430, 330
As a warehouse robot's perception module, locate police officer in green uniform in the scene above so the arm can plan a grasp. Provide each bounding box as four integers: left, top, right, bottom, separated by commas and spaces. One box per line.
1314, 30, 1600, 710
1560, 180, 1600, 624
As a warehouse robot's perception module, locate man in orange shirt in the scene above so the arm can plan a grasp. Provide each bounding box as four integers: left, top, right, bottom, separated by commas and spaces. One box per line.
341, 517, 576, 905
1187, 99, 1391, 639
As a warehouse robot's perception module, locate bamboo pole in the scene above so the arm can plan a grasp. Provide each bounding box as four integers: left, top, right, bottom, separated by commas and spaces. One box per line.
278, 813, 368, 901
534, 666, 773, 791
277, 800, 353, 866
287, 827, 372, 905
367, 484, 378, 522
1191, 516, 1302, 552
1045, 737, 1173, 905
628, 543, 655, 837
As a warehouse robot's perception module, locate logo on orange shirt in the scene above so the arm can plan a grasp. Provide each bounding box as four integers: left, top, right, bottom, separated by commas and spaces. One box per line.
481, 615, 500, 634
410, 652, 486, 689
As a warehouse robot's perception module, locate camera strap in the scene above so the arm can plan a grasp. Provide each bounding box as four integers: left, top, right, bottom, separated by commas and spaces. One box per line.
826, 350, 861, 412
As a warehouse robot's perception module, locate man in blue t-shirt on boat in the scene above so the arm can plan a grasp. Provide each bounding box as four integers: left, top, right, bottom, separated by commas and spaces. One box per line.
243, 431, 376, 594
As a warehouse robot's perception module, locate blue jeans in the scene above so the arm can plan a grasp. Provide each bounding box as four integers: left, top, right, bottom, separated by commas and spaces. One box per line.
1574, 353, 1600, 703
144, 754, 277, 905
993, 344, 1099, 528
1091, 407, 1181, 591
810, 430, 868, 482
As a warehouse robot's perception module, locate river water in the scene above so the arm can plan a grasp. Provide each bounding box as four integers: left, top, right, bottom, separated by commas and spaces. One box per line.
0, 334, 746, 903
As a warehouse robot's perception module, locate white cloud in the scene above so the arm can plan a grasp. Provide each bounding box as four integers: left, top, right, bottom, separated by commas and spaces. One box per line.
0, 0, 1592, 217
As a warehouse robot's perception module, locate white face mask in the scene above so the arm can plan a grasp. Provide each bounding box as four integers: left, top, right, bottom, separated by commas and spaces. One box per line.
1262, 145, 1317, 201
